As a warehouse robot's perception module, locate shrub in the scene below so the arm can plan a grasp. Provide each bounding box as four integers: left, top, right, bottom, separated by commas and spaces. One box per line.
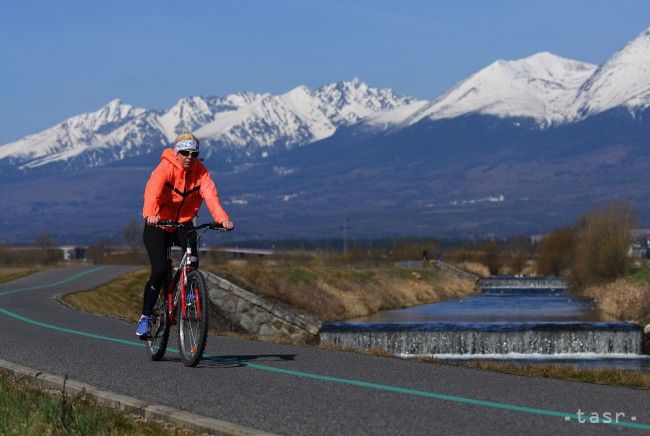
536, 226, 577, 276
481, 241, 502, 275
571, 202, 635, 288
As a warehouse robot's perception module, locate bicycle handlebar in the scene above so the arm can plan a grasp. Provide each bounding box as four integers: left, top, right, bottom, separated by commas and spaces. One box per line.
156, 220, 231, 232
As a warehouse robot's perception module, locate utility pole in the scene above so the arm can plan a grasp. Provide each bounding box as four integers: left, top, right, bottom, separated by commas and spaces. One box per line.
341, 215, 351, 255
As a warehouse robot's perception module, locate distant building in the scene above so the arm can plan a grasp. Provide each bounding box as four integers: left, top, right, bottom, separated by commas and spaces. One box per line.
60, 246, 86, 260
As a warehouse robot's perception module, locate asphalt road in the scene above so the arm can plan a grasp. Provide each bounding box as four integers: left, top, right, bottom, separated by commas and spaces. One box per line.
0, 265, 648, 435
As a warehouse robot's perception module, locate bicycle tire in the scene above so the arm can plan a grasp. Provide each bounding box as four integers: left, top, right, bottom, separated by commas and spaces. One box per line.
147, 290, 170, 361
178, 270, 209, 367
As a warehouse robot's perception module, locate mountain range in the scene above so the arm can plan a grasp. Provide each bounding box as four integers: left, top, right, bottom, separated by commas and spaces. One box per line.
2, 27, 650, 244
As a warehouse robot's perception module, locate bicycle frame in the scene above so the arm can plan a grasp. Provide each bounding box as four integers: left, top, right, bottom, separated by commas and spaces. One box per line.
147, 220, 229, 365
158, 220, 223, 324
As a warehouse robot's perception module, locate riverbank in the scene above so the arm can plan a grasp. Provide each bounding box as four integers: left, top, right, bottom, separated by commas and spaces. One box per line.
213, 259, 477, 321
580, 280, 650, 326
62, 258, 477, 324
576, 263, 650, 326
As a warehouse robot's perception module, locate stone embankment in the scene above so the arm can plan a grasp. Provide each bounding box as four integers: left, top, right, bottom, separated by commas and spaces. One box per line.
204, 272, 321, 342
430, 260, 480, 281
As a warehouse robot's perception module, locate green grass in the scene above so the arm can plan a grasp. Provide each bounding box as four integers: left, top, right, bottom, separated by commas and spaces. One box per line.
0, 370, 196, 435
629, 262, 650, 284
280, 266, 318, 285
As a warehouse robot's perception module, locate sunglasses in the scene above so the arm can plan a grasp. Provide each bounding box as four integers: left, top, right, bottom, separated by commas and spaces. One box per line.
178, 150, 199, 158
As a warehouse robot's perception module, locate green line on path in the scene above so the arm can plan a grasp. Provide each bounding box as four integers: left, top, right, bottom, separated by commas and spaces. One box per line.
0, 267, 648, 431
0, 266, 110, 297
222, 358, 650, 431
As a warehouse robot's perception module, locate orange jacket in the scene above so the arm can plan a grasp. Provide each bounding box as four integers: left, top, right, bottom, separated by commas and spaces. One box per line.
142, 149, 230, 224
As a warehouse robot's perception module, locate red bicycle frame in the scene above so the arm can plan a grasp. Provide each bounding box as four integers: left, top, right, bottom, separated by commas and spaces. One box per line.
165, 246, 203, 321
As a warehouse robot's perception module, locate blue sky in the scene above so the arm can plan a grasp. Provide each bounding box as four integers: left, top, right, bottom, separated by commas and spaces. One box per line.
1, 1, 649, 144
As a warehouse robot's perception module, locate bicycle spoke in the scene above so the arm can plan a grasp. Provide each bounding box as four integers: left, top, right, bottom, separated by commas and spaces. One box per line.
178, 270, 209, 366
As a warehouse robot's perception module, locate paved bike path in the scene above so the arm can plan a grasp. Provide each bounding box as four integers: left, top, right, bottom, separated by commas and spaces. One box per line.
0, 265, 648, 435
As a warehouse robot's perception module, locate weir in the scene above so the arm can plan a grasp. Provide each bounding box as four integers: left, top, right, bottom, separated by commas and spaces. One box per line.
319, 322, 643, 356
479, 276, 567, 289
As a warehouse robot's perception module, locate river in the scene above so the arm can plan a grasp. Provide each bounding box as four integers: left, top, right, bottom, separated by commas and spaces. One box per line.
320, 278, 650, 372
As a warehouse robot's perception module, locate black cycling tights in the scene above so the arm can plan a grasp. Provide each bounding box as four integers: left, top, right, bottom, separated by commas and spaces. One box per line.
142, 223, 198, 316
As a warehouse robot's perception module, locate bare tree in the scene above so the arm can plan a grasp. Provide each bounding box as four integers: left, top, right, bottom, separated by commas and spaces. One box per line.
572, 202, 635, 288
122, 218, 142, 254
537, 227, 577, 276
34, 233, 60, 264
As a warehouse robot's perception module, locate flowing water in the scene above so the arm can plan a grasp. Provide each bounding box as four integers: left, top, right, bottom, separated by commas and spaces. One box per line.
319, 279, 650, 371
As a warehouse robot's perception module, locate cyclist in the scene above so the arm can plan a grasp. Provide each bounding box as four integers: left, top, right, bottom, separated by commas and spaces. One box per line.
137, 132, 234, 338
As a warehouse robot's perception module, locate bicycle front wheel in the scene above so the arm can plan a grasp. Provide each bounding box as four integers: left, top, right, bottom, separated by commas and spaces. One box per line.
147, 290, 170, 361
178, 270, 209, 367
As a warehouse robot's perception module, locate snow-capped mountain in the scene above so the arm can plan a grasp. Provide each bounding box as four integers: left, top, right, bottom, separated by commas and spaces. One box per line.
196, 78, 419, 160
3, 26, 650, 174
0, 79, 416, 171
572, 27, 650, 117
157, 92, 263, 139
404, 52, 597, 127
0, 99, 154, 169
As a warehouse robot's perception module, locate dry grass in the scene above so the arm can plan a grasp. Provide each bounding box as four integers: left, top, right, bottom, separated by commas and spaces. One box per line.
62, 268, 149, 324
210, 260, 477, 321
580, 278, 650, 325
453, 261, 488, 277
463, 361, 650, 390
0, 266, 42, 284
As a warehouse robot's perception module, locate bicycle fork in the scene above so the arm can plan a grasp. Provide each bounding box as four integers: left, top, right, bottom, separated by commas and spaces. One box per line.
180, 247, 202, 319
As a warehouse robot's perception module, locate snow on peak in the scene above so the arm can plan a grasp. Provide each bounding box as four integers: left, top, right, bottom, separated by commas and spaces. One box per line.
195, 79, 416, 151
406, 52, 597, 126
158, 95, 215, 139
573, 27, 650, 116
5, 23, 650, 173
0, 99, 148, 167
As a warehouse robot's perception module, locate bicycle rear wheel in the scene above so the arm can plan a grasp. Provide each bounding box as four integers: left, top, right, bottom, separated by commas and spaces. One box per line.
147, 290, 170, 361
178, 270, 209, 367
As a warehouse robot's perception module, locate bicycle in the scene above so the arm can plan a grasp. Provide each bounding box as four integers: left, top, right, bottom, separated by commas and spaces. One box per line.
145, 220, 229, 367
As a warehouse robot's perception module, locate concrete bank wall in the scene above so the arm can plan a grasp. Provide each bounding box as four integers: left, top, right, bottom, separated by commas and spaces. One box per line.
204, 272, 321, 341
430, 260, 480, 281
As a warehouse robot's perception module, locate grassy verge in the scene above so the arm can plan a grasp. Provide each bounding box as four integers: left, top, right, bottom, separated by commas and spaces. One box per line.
62, 268, 149, 324
319, 343, 650, 390
0, 267, 42, 285
0, 370, 195, 435
461, 361, 650, 390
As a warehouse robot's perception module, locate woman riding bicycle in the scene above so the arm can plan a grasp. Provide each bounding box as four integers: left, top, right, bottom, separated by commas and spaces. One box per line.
137, 132, 234, 338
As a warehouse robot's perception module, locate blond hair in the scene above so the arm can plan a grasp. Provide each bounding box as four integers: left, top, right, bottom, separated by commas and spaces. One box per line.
174, 132, 199, 144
